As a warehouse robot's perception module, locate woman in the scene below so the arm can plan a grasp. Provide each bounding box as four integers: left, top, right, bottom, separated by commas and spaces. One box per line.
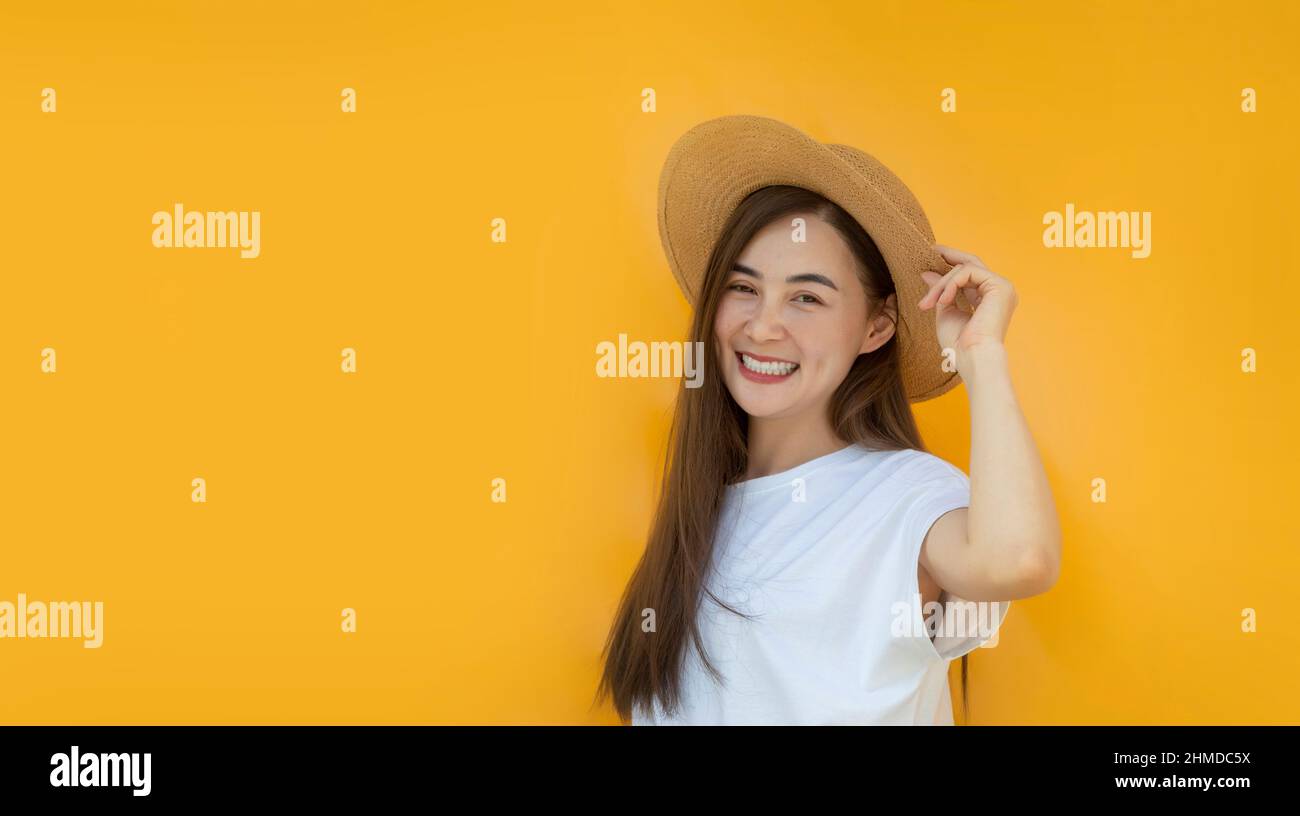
598, 115, 1061, 725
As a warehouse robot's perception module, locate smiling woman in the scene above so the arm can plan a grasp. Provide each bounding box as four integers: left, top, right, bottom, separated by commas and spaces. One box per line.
711, 211, 897, 459
597, 114, 1059, 727
601, 183, 990, 725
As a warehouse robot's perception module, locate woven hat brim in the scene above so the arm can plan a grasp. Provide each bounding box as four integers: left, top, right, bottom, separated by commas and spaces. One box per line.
657, 114, 964, 403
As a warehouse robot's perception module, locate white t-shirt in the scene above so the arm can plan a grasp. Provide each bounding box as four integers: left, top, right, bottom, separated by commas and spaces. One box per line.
632, 442, 1011, 725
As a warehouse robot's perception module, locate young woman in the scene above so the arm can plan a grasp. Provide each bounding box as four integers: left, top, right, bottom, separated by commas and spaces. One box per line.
598, 115, 1061, 725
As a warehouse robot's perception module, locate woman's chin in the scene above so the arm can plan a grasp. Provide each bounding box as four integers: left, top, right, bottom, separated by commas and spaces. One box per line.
730, 391, 800, 419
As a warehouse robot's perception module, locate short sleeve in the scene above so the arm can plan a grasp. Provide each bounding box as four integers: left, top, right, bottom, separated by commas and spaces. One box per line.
903, 460, 1012, 661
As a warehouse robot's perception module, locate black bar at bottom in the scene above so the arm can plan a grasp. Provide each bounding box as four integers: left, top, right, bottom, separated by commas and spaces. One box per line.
0, 724, 1286, 802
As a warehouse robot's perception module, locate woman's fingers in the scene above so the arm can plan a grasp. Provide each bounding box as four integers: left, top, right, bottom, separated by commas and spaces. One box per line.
919, 264, 963, 307
938, 262, 988, 307
940, 271, 964, 306
934, 243, 987, 270
926, 245, 1019, 339
924, 244, 995, 310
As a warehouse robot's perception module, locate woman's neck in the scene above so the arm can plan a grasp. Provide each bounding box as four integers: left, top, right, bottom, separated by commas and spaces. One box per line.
743, 412, 848, 480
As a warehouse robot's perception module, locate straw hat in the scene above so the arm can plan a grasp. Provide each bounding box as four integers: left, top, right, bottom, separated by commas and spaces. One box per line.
656, 114, 967, 402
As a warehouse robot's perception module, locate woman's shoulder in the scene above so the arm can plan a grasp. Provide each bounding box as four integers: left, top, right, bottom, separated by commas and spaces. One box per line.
868, 446, 969, 488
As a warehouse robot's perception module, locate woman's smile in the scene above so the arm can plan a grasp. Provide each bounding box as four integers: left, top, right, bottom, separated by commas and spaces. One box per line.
735, 350, 800, 383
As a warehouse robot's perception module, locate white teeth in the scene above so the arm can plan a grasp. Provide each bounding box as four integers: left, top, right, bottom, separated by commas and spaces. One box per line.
741, 353, 798, 376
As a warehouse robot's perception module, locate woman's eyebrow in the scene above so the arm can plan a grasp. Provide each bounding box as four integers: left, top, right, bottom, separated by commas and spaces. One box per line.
733, 263, 838, 291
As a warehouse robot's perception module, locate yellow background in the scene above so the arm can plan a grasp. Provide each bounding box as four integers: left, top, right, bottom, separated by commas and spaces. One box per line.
1, 1, 1296, 724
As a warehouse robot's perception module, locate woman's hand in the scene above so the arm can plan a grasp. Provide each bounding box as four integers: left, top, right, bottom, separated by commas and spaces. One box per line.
917, 244, 1018, 356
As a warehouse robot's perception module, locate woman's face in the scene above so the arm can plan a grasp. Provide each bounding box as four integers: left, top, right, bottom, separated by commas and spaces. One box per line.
712, 213, 896, 421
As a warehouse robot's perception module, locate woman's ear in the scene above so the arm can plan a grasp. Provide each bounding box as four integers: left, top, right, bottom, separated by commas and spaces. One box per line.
859, 292, 898, 355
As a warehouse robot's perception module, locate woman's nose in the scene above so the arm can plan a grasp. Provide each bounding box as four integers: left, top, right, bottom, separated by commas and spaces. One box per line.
745, 299, 787, 342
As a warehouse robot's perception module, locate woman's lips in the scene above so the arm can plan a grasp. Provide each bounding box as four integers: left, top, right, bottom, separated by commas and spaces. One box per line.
735, 351, 799, 383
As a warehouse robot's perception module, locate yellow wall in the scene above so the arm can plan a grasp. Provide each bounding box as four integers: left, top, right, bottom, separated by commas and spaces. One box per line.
1, 1, 1295, 724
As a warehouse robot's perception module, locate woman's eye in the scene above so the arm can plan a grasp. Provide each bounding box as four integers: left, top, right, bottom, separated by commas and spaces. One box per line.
728, 283, 756, 294
794, 293, 822, 304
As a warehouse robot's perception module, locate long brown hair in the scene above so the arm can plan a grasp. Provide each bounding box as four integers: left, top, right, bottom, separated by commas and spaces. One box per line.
597, 185, 972, 722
